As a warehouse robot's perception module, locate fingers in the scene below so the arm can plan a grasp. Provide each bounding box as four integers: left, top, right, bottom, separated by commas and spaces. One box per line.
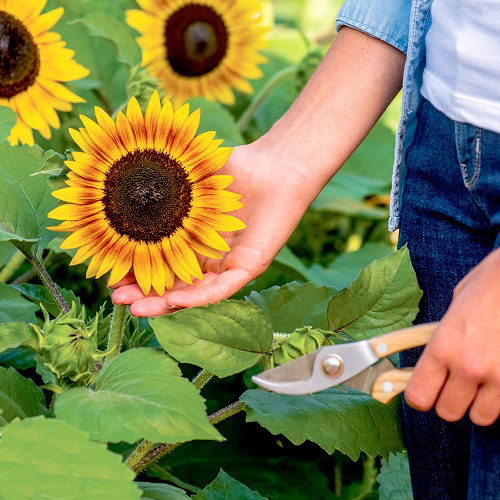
404, 340, 448, 412
108, 272, 136, 289
164, 268, 252, 308
129, 272, 218, 317
433, 373, 477, 422
469, 383, 500, 426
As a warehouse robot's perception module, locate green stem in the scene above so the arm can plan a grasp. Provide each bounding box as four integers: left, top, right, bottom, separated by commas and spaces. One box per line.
131, 401, 246, 475
0, 250, 26, 282
29, 255, 69, 313
147, 464, 201, 494
192, 369, 213, 390
236, 66, 297, 132
124, 440, 155, 469
13, 250, 55, 285
106, 304, 127, 362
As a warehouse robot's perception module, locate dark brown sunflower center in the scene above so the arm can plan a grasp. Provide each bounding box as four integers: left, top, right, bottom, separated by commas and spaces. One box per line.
165, 5, 228, 77
0, 11, 40, 98
103, 149, 192, 244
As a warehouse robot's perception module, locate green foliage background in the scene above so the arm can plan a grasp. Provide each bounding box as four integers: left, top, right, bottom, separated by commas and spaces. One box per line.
0, 0, 416, 498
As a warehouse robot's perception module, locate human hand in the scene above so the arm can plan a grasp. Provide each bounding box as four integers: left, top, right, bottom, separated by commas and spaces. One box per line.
110, 139, 317, 317
404, 247, 500, 426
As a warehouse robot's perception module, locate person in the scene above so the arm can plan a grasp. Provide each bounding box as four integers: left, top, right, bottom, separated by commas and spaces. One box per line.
110, 0, 500, 498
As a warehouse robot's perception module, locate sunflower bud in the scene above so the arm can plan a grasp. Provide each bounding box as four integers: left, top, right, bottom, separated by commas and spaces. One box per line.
273, 326, 332, 366
34, 304, 100, 385
127, 65, 164, 110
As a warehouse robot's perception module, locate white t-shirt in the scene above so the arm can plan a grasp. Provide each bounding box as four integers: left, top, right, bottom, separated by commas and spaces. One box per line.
421, 0, 500, 134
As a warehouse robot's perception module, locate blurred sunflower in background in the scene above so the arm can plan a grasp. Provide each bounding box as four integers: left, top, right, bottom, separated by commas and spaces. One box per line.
48, 91, 245, 296
0, 0, 89, 145
126, 0, 269, 106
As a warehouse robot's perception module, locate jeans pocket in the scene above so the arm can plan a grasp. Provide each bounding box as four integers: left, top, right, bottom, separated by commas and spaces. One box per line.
455, 122, 482, 189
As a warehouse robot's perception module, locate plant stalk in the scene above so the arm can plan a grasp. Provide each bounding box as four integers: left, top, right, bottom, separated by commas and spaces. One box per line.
130, 401, 246, 475
106, 304, 127, 362
29, 255, 69, 313
147, 464, 201, 494
0, 250, 26, 283
236, 66, 297, 132
192, 369, 213, 390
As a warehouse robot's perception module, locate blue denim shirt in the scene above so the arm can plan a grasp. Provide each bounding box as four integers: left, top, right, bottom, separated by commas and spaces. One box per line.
336, 0, 433, 231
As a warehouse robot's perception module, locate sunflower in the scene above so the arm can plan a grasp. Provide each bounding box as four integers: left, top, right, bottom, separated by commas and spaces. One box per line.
126, 0, 269, 106
47, 91, 245, 296
0, 0, 89, 145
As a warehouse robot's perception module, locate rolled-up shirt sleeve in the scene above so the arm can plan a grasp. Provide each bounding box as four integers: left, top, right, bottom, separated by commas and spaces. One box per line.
336, 0, 412, 54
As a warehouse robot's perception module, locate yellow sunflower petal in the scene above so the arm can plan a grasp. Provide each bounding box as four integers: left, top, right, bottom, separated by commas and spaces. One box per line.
183, 218, 231, 252
108, 242, 135, 287
149, 243, 167, 296
133, 242, 153, 295
161, 238, 193, 285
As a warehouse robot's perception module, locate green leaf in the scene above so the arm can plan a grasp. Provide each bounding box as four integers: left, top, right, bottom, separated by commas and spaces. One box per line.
138, 482, 190, 500
150, 301, 273, 377
241, 388, 404, 461
0, 367, 50, 427
247, 281, 338, 333
327, 247, 423, 340
0, 284, 38, 323
0, 322, 35, 353
377, 452, 413, 500
9, 283, 81, 317
0, 106, 16, 142
31, 150, 66, 177
55, 348, 223, 444
306, 243, 394, 289
0, 417, 141, 500
188, 98, 245, 147
0, 143, 58, 257
71, 12, 141, 68
193, 470, 267, 500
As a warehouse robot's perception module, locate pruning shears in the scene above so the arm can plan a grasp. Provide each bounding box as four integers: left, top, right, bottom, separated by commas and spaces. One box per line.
252, 323, 438, 403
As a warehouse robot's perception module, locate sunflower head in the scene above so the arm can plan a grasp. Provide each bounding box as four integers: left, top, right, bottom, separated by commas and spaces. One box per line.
126, 0, 269, 106
48, 91, 246, 296
0, 0, 89, 145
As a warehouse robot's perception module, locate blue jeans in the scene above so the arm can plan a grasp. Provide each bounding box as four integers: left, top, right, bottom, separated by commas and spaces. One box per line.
398, 98, 500, 500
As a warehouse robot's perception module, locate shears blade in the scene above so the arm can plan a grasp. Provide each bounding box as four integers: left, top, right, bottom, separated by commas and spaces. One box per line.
252, 340, 380, 395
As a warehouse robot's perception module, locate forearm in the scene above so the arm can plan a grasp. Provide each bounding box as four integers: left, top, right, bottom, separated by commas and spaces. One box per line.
257, 26, 406, 202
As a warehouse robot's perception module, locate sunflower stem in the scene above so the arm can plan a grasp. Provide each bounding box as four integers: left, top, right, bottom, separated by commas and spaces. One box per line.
0, 250, 26, 283
106, 304, 127, 363
236, 65, 297, 132
29, 254, 70, 313
192, 369, 213, 390
130, 401, 245, 475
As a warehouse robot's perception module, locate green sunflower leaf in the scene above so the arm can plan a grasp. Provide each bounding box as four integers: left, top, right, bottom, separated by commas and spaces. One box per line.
193, 470, 268, 500
327, 247, 423, 340
0, 417, 141, 500
150, 301, 273, 377
71, 13, 141, 68
0, 142, 58, 258
246, 281, 338, 333
55, 348, 223, 444
0, 106, 17, 142
138, 482, 190, 500
0, 284, 39, 323
0, 322, 36, 354
241, 388, 404, 461
0, 367, 50, 428
377, 452, 413, 500
9, 283, 82, 317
